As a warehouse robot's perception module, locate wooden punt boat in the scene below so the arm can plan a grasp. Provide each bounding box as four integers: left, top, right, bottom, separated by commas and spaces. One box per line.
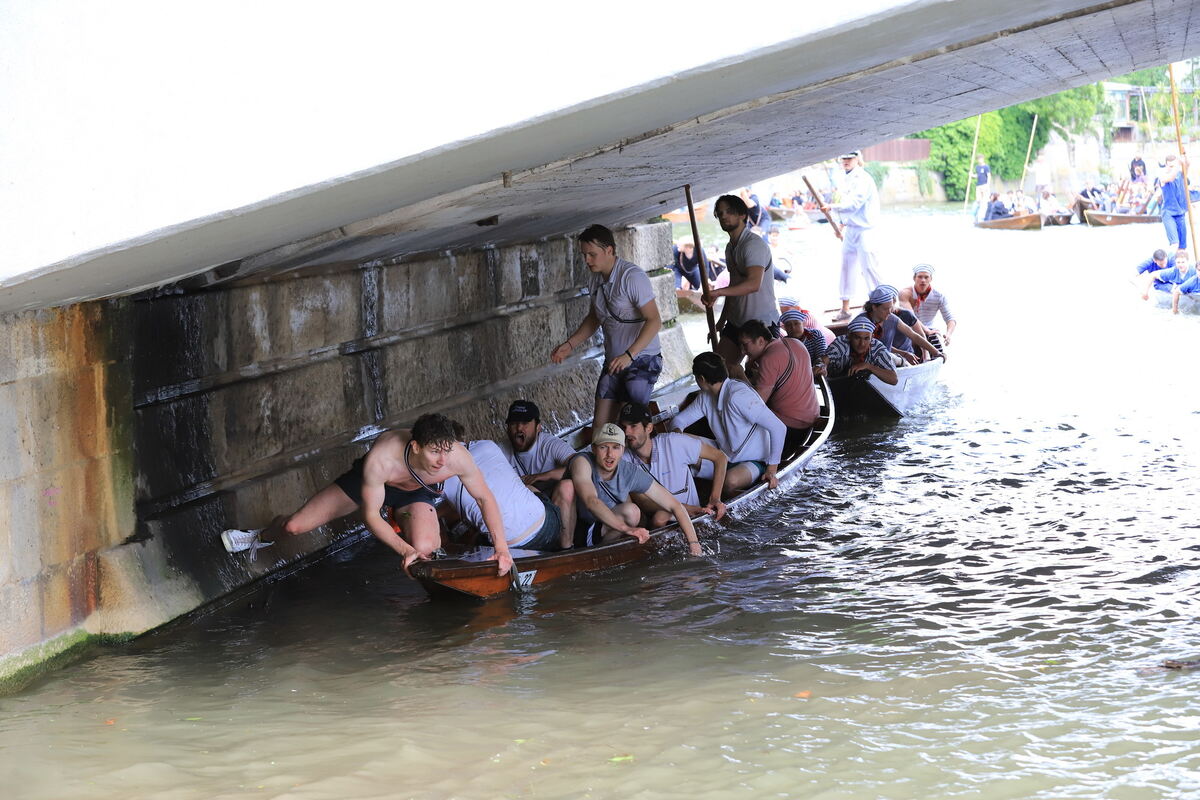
409, 378, 836, 600
1042, 212, 1074, 226
1084, 210, 1161, 227
829, 357, 943, 418
974, 213, 1041, 231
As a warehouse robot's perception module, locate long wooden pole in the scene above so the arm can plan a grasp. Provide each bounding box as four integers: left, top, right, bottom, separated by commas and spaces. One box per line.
802, 175, 843, 239
1019, 113, 1039, 191
683, 184, 720, 348
963, 114, 983, 211
1167, 63, 1198, 263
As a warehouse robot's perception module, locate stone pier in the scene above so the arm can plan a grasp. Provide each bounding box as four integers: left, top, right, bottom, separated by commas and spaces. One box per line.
0, 222, 689, 684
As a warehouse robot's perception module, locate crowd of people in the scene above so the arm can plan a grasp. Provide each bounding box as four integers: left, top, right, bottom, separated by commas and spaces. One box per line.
220, 192, 957, 577
977, 152, 1192, 240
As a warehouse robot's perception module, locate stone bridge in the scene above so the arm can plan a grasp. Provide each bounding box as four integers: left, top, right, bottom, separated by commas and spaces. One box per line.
2, 0, 1196, 683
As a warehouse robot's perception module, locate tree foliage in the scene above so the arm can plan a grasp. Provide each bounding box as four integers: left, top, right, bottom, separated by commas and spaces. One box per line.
913, 85, 1106, 201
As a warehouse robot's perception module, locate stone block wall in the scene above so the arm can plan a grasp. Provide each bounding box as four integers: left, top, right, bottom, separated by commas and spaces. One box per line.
0, 222, 688, 683
0, 302, 138, 681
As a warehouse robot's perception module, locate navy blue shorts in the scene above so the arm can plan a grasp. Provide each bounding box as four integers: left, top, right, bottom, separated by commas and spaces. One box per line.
334, 457, 441, 510
596, 352, 663, 404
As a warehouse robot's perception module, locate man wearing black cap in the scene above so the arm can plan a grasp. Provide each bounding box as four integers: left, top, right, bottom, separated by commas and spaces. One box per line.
617, 402, 728, 527
498, 400, 578, 496
821, 150, 884, 322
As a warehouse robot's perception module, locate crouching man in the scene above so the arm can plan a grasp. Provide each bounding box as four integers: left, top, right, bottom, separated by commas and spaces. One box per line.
556, 423, 703, 556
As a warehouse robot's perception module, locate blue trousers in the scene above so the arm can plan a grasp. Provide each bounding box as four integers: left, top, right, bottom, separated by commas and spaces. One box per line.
1164, 213, 1187, 250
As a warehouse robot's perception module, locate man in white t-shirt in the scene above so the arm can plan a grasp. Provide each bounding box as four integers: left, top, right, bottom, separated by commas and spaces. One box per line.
443, 439, 563, 552
498, 399, 577, 495
617, 402, 727, 528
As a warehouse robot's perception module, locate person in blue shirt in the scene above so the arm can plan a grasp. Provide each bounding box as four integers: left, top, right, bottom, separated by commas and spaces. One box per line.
1136, 249, 1174, 275
1159, 154, 1190, 249
1140, 250, 1192, 299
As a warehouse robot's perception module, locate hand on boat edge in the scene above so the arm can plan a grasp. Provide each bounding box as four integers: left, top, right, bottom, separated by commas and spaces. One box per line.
401, 550, 429, 578
702, 500, 728, 521
626, 527, 650, 544
495, 551, 514, 577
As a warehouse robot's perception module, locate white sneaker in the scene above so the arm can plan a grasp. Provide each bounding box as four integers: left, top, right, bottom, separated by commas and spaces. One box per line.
220, 529, 274, 561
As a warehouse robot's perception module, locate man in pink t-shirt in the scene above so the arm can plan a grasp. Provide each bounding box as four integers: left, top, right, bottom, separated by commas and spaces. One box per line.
737, 319, 820, 457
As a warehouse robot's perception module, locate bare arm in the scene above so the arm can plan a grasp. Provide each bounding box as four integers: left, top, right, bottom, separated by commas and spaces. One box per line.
709, 266, 766, 300
552, 308, 601, 363
640, 481, 702, 556
569, 457, 641, 537
360, 476, 423, 573
896, 319, 942, 361
696, 441, 729, 520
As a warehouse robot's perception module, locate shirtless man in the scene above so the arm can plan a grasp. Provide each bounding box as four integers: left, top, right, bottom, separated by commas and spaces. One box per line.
557, 423, 703, 556
221, 413, 513, 577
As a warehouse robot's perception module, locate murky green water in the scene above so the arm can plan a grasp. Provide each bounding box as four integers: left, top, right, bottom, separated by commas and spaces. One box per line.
3, 209, 1198, 799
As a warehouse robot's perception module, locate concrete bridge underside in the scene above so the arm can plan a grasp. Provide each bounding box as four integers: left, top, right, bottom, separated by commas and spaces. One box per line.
6, 0, 1199, 313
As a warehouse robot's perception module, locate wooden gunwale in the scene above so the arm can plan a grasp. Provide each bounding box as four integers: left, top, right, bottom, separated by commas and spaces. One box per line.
410, 377, 836, 599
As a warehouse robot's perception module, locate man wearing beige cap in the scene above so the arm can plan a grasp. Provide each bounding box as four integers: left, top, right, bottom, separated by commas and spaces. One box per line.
555, 423, 702, 555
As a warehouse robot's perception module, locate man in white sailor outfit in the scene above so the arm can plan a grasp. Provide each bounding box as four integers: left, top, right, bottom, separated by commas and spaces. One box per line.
822, 150, 885, 322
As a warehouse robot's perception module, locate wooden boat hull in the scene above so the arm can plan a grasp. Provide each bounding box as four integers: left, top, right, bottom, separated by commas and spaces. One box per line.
1042, 213, 1074, 226
829, 357, 943, 417
410, 378, 837, 599
975, 213, 1041, 230
1085, 210, 1161, 227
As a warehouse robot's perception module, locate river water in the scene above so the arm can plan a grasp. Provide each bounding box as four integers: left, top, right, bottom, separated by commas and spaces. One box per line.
3, 208, 1199, 799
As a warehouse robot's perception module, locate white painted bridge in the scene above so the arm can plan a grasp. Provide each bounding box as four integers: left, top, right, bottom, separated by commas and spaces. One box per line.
3, 0, 1198, 312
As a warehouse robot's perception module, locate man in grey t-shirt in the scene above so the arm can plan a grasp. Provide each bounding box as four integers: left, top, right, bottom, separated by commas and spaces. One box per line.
551, 224, 664, 426
555, 423, 702, 555
702, 194, 779, 380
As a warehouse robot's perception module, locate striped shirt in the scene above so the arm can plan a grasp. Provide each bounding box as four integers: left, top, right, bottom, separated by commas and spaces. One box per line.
826, 336, 895, 377
794, 328, 827, 363
911, 286, 955, 328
